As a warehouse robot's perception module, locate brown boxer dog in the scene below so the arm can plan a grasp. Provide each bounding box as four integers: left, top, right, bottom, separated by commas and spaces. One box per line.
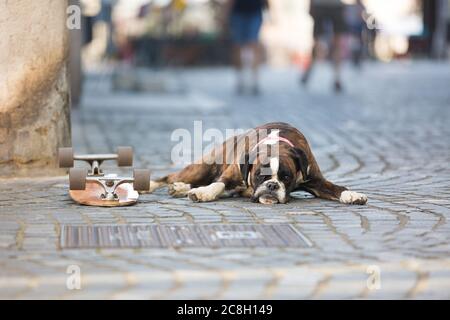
148, 122, 367, 205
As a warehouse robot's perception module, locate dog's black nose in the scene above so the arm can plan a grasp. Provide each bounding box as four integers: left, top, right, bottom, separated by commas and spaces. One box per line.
267, 181, 279, 191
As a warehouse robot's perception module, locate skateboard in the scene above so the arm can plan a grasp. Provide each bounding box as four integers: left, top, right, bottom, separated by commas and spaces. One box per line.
59, 147, 150, 207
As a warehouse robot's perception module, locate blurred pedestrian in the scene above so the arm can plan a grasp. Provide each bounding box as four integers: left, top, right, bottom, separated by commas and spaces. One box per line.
344, 0, 366, 68
301, 0, 347, 93
224, 0, 268, 95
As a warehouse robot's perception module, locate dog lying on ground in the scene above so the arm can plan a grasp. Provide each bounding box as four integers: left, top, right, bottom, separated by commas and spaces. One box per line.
148, 122, 367, 205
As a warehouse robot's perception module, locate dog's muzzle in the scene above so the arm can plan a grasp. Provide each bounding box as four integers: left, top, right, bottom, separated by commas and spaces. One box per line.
252, 180, 287, 205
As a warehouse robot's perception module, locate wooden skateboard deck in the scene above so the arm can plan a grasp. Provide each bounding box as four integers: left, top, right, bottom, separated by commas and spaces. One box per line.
69, 181, 139, 207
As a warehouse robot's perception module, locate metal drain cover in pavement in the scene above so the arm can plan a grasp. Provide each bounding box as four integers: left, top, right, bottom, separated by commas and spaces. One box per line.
60, 224, 312, 249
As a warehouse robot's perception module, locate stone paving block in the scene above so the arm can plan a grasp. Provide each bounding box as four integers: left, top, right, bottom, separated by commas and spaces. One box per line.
165, 270, 224, 299
219, 269, 275, 299
271, 268, 324, 299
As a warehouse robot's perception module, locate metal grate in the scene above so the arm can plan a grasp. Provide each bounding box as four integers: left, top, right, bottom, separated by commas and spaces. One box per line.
60, 224, 312, 249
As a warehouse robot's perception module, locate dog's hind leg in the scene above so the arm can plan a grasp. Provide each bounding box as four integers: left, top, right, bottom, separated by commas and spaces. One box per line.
187, 165, 244, 202
300, 178, 368, 205
149, 164, 218, 197
147, 174, 192, 196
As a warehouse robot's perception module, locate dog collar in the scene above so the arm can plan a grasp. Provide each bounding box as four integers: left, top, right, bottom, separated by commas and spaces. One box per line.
251, 130, 294, 152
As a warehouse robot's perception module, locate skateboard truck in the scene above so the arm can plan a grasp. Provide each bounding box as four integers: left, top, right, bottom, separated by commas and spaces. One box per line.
59, 147, 133, 176
69, 168, 150, 201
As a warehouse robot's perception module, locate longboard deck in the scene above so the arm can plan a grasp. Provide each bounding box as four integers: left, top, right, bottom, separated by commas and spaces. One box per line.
69, 181, 139, 207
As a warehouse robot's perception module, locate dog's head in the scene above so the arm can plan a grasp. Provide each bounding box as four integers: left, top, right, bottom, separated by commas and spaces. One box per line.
240, 145, 309, 204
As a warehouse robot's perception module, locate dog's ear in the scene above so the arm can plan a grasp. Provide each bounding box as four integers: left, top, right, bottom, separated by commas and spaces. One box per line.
239, 151, 257, 187
239, 152, 251, 187
291, 148, 309, 183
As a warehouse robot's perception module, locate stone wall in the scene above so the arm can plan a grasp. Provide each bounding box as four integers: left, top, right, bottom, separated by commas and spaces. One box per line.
0, 0, 71, 177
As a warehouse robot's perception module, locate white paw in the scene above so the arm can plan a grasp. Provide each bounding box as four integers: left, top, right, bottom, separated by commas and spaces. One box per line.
340, 191, 368, 205
168, 182, 191, 198
188, 182, 225, 202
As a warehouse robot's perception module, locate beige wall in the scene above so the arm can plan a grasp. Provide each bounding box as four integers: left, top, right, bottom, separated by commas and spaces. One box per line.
0, 0, 71, 177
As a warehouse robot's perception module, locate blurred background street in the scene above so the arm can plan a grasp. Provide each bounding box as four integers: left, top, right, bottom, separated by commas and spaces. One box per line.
1, 0, 450, 299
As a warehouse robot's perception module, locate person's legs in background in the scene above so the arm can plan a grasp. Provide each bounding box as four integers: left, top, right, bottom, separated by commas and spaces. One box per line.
246, 12, 263, 95
301, 37, 318, 86
331, 32, 344, 92
301, 5, 346, 93
230, 12, 263, 95
330, 6, 347, 93
301, 6, 322, 87
232, 44, 245, 94
230, 13, 245, 94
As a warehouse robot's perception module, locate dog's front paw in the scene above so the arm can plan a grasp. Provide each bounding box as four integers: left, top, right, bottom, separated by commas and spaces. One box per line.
187, 183, 225, 202
168, 182, 191, 198
340, 191, 368, 205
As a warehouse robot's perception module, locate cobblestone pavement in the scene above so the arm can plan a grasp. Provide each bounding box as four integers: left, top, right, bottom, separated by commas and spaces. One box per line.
1, 62, 450, 299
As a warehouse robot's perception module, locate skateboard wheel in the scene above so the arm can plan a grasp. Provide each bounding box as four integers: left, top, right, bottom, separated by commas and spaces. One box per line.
117, 146, 133, 166
59, 147, 74, 168
133, 169, 150, 191
69, 168, 87, 190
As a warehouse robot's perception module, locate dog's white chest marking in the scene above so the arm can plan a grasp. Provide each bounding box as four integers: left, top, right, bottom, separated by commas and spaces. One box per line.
188, 182, 225, 202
